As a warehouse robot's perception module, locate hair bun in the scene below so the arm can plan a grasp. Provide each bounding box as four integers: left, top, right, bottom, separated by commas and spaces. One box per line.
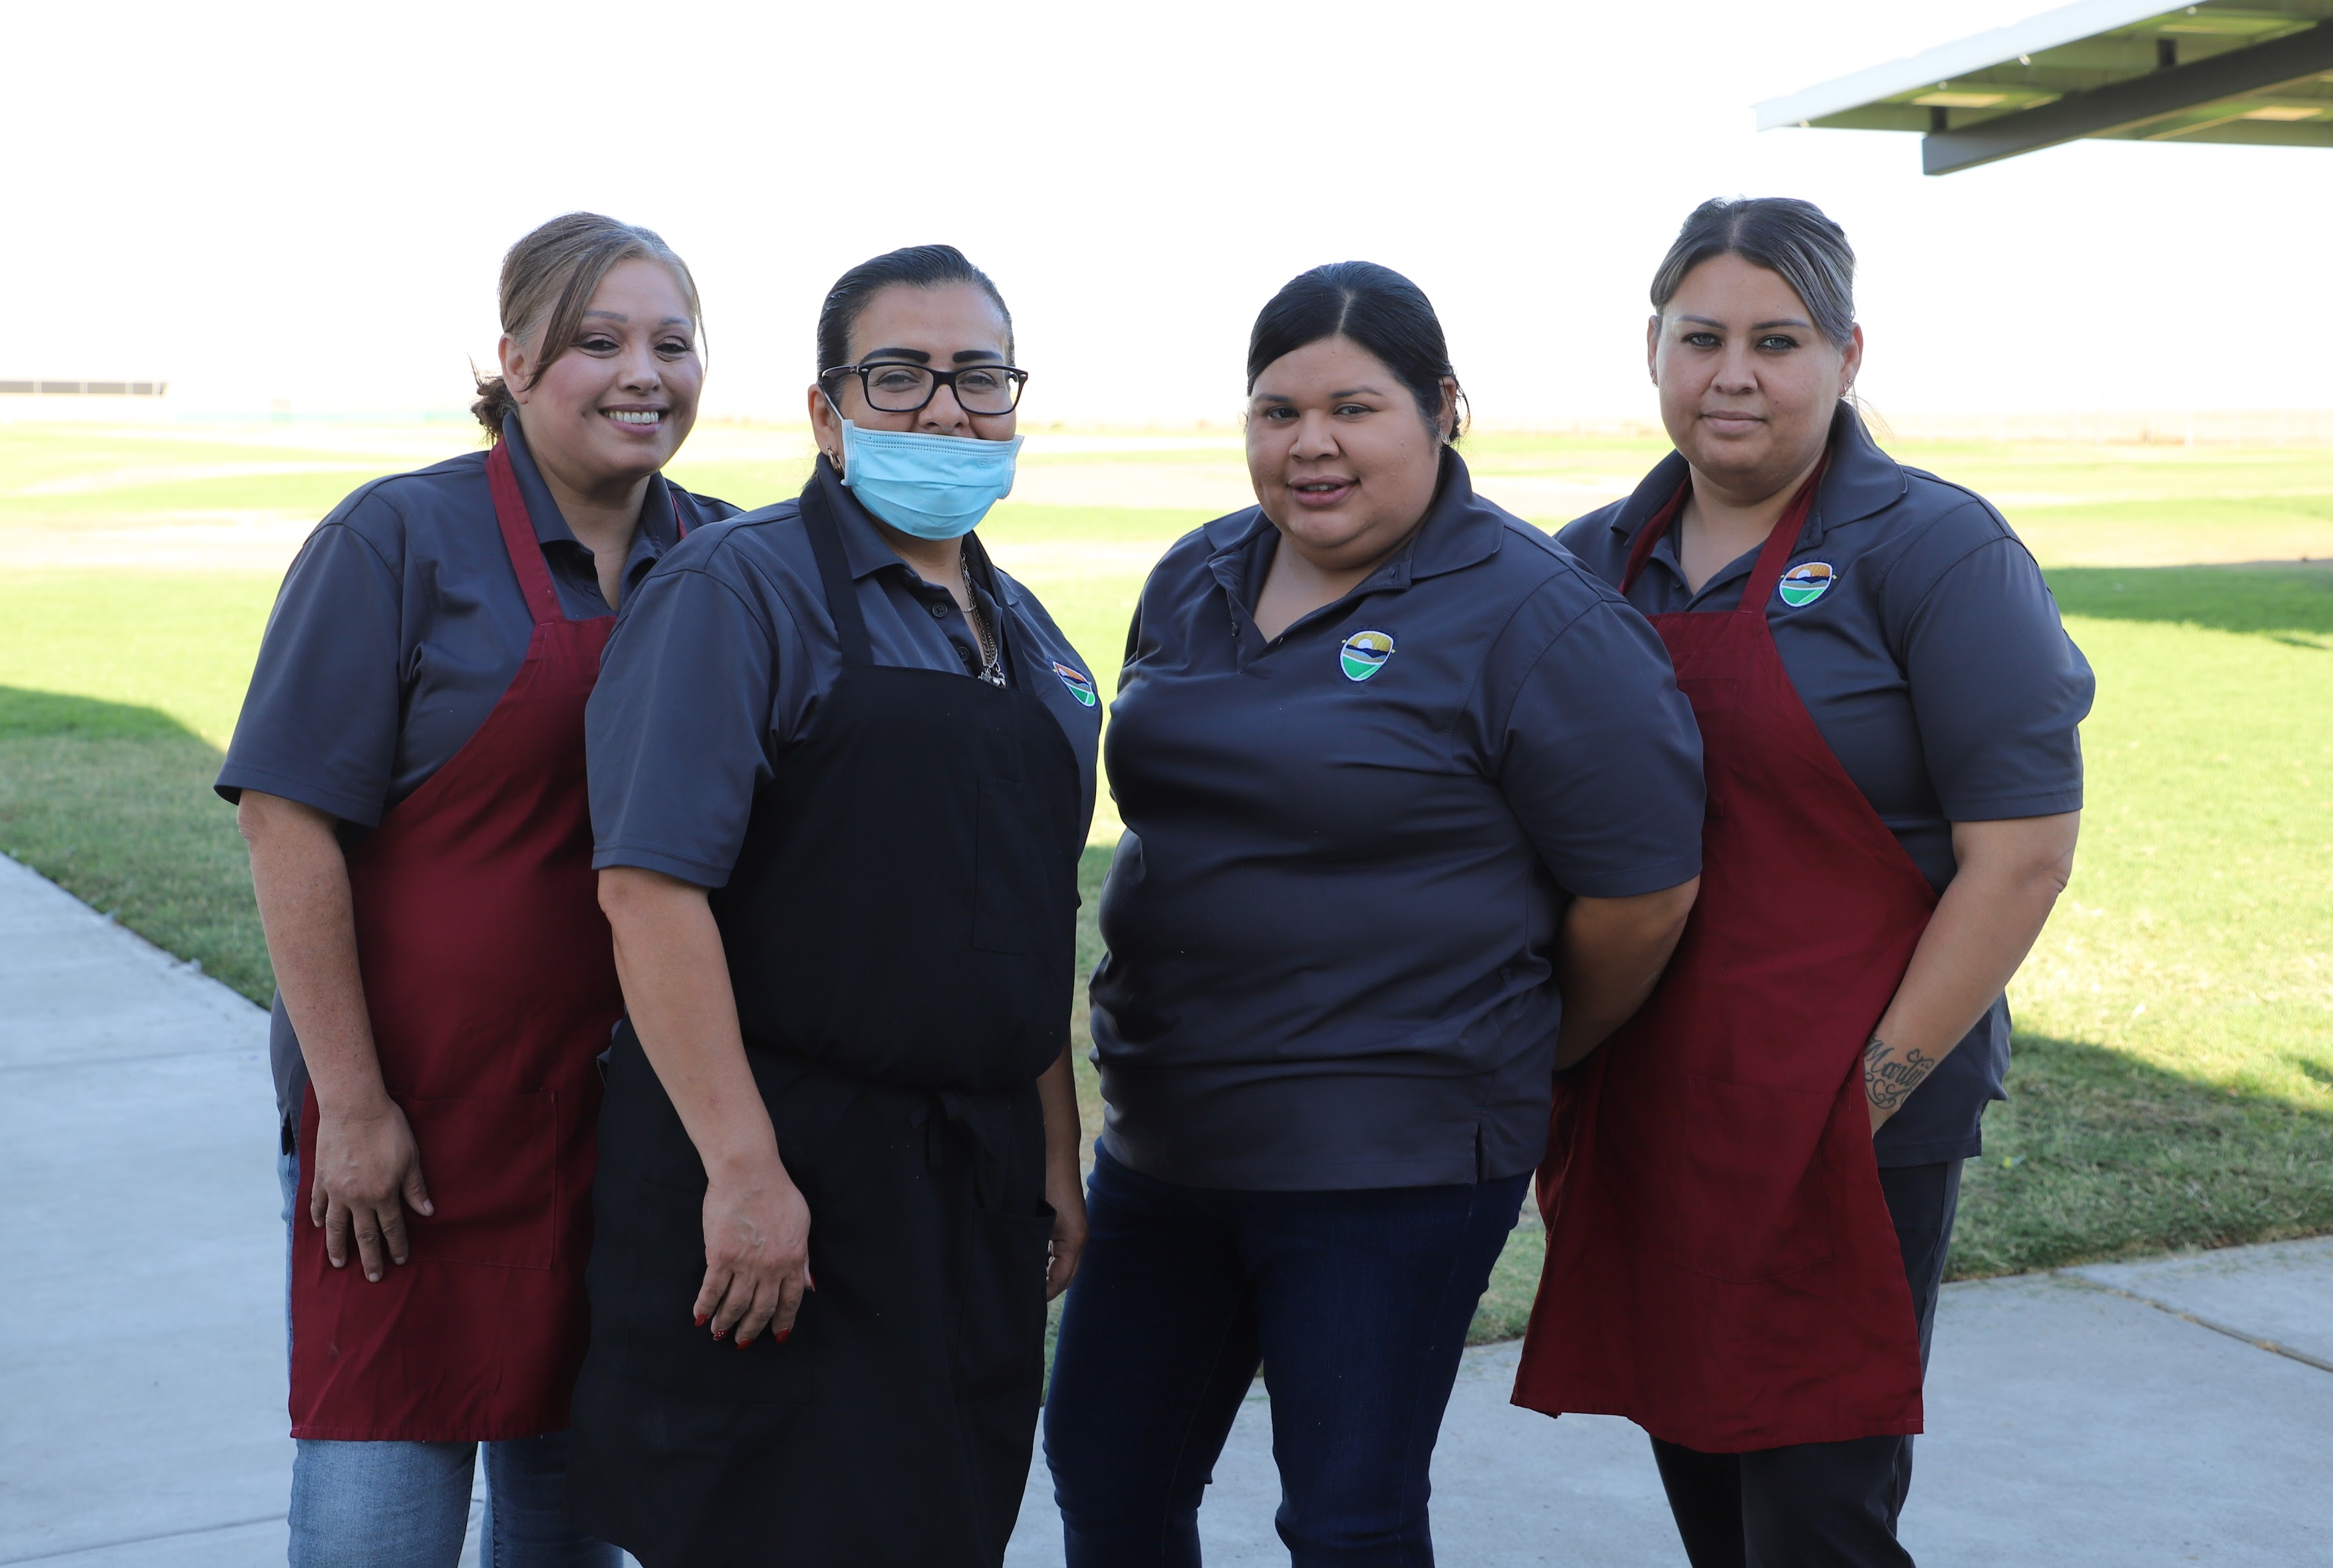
471, 372, 518, 439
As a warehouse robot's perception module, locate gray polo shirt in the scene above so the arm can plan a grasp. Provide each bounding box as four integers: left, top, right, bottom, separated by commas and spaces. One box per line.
587, 462, 1103, 889
217, 418, 737, 1122
1091, 452, 1707, 1192
1557, 404, 2094, 1166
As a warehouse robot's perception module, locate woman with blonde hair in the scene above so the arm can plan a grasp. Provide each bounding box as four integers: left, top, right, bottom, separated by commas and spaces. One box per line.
221, 211, 733, 1567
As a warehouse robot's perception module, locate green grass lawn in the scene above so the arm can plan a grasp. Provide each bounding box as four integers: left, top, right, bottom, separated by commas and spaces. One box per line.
4, 422, 2330, 1347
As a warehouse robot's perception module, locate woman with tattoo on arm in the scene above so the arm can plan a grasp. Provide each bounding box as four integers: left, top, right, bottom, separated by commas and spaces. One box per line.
1512, 197, 2092, 1568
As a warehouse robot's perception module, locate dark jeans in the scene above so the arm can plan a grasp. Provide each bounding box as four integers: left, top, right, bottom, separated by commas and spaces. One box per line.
1043, 1146, 1529, 1568
1650, 1160, 1964, 1568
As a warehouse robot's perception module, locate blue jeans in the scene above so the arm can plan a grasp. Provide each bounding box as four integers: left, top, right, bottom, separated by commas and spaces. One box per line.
1043, 1146, 1530, 1567
278, 1145, 618, 1568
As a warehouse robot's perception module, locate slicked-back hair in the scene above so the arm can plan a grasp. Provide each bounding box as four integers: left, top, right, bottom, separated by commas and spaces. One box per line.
471, 212, 702, 439
1246, 261, 1466, 445
815, 245, 1014, 388
1650, 197, 1857, 349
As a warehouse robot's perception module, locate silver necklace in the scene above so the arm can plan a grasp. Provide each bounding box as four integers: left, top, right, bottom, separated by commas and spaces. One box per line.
962, 559, 1007, 687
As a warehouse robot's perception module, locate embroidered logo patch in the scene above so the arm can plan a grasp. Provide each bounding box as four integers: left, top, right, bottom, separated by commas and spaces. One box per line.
1051, 661, 1099, 707
1778, 561, 1837, 608
1339, 630, 1396, 682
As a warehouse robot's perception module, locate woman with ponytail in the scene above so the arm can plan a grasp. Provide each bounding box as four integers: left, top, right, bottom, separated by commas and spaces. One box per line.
219, 212, 733, 1567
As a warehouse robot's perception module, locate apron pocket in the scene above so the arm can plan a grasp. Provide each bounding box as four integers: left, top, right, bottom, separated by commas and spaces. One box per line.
601, 1172, 821, 1406
955, 1203, 1055, 1405
396, 1090, 557, 1269
1672, 1075, 1834, 1283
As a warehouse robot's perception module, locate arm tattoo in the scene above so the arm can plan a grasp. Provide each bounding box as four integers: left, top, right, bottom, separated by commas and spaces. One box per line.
1864, 1034, 1937, 1113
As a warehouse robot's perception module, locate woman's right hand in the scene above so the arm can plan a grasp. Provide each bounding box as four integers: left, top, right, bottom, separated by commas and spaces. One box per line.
310, 1095, 434, 1282
696, 1156, 814, 1349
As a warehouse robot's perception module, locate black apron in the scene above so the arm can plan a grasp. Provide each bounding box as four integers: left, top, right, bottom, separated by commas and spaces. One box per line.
569, 474, 1085, 1568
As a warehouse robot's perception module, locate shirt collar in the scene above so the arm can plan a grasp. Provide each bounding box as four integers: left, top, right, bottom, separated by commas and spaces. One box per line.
1201, 448, 1505, 592
1605, 402, 1907, 550
811, 456, 1023, 606
498, 413, 684, 580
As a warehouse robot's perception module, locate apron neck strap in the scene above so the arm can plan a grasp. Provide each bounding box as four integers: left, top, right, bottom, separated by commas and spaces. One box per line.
1617, 455, 1830, 609
799, 471, 875, 667
1738, 456, 1830, 614
1619, 482, 1689, 595
485, 440, 564, 625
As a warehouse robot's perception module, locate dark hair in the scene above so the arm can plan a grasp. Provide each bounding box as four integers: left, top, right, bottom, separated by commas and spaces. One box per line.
1650, 197, 1856, 348
815, 245, 1014, 387
471, 212, 702, 439
1245, 261, 1465, 444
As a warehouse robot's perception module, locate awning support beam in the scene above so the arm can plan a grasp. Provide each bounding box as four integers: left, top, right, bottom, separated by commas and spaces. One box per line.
1922, 21, 2333, 175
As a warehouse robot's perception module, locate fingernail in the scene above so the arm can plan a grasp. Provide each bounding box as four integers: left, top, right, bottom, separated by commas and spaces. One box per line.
694, 1313, 709, 1327
711, 1327, 726, 1340
367, 1271, 380, 1282
776, 1330, 790, 1343
736, 1338, 752, 1350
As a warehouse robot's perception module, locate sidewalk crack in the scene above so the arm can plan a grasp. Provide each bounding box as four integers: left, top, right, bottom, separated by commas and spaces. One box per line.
2058, 1273, 2333, 1376
0, 1513, 281, 1565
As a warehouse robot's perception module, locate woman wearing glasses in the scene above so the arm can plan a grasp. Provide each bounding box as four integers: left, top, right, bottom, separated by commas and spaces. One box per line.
568, 244, 1099, 1567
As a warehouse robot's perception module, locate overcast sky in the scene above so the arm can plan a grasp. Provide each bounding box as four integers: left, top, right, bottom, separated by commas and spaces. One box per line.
13, 0, 2329, 424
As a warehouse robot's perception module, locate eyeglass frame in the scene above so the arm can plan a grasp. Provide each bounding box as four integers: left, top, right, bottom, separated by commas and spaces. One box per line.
817, 360, 1030, 416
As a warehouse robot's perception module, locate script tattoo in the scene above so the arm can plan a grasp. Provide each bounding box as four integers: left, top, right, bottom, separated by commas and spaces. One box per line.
1864, 1034, 1937, 1113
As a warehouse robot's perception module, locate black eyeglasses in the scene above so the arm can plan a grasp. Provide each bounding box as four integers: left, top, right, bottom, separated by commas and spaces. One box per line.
820, 360, 1029, 416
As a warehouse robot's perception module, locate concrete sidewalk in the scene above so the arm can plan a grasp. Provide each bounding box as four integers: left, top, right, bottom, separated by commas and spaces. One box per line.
3, 851, 2328, 1566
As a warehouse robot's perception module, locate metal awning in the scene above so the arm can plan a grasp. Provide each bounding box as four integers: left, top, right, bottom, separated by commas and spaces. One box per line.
1756, 0, 2333, 173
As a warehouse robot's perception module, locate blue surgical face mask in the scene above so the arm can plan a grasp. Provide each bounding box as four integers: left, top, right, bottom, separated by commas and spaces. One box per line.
836, 419, 1022, 540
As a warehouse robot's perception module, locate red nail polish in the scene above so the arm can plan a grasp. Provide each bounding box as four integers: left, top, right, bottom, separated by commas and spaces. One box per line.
736, 1339, 752, 1350
776, 1330, 791, 1343
694, 1313, 708, 1327
711, 1326, 727, 1339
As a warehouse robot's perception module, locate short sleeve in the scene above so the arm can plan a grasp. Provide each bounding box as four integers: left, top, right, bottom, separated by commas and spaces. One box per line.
587, 563, 784, 887
215, 524, 404, 826
1895, 533, 2094, 821
1491, 592, 1706, 897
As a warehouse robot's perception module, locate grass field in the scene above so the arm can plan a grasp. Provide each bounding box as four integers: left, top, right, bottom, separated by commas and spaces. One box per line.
3, 418, 2329, 1345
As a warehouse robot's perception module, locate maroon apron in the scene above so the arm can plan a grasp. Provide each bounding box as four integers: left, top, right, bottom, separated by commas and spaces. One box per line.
291, 441, 643, 1441
1512, 464, 1939, 1452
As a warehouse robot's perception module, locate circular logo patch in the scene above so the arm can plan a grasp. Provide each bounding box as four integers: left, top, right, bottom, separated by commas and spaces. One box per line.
1339, 630, 1396, 682
1778, 561, 1837, 608
1051, 660, 1099, 707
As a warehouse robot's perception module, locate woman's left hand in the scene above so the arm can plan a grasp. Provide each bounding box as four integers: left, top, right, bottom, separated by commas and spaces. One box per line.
1044, 1160, 1089, 1301
1035, 1045, 1089, 1299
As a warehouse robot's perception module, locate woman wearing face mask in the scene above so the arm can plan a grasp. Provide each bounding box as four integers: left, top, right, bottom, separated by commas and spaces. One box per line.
569, 244, 1100, 1567
219, 213, 731, 1567
1514, 198, 2093, 1567
1041, 262, 1707, 1565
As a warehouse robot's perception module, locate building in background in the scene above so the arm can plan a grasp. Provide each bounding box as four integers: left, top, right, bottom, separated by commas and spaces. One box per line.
1761, 0, 2333, 173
